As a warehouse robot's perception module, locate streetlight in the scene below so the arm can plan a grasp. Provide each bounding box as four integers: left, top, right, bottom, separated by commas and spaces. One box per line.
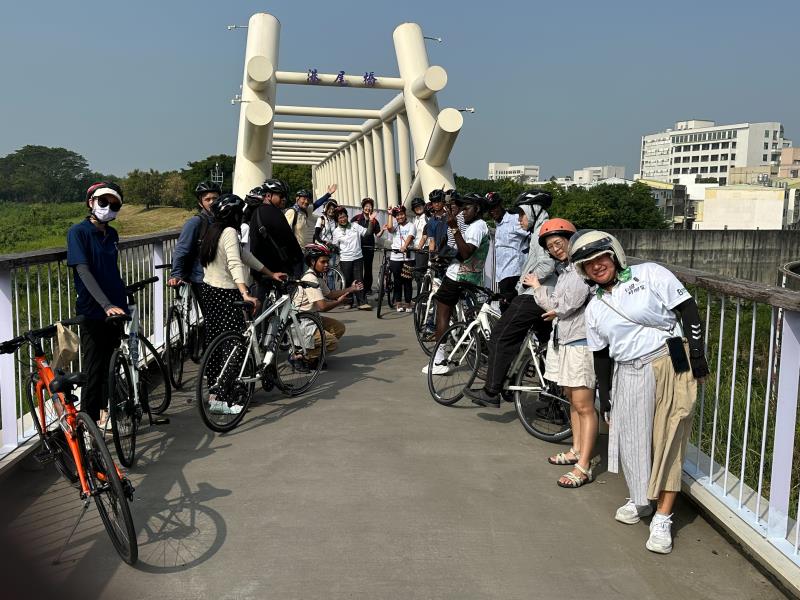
457, 107, 476, 114
423, 35, 443, 43
227, 24, 248, 30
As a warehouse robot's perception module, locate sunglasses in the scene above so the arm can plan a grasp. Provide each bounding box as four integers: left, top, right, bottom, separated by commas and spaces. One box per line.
96, 195, 122, 210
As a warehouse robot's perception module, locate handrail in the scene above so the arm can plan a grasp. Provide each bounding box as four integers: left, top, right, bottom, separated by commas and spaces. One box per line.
778, 259, 800, 284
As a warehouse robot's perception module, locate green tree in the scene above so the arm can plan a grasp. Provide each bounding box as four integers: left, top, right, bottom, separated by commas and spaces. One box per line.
0, 145, 93, 202
181, 155, 235, 208
124, 169, 164, 209
273, 164, 312, 199
160, 171, 186, 207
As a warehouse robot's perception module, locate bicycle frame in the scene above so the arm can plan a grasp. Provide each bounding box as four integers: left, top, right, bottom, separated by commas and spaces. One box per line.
119, 298, 143, 408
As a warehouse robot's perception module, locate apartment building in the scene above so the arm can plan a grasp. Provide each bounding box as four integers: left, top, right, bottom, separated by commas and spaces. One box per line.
487, 162, 540, 184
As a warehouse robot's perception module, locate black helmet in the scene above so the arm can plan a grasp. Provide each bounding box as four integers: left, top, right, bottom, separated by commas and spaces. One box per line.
411, 197, 425, 209
428, 189, 445, 203
211, 194, 244, 222
244, 185, 265, 207
514, 189, 552, 210
457, 193, 487, 212
303, 242, 332, 266
445, 189, 460, 202
295, 189, 312, 199
194, 181, 221, 199
262, 178, 289, 197
484, 192, 503, 209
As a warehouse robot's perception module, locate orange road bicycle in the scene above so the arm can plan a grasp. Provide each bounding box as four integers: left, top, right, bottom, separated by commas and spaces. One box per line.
1, 318, 138, 565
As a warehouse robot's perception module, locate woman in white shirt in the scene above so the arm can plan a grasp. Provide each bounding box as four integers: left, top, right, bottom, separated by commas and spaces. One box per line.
572, 230, 709, 555
383, 206, 416, 312
313, 199, 338, 245
331, 206, 375, 310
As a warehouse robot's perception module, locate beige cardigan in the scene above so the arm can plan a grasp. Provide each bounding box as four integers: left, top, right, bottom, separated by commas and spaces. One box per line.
203, 227, 265, 289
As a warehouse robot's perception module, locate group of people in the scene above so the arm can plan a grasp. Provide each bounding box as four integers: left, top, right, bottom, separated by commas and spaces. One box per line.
66, 176, 710, 555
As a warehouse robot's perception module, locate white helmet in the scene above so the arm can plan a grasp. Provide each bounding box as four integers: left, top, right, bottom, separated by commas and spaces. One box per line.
569, 230, 627, 279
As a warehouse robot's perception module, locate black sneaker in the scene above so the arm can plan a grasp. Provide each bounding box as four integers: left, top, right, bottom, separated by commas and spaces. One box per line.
464, 387, 501, 408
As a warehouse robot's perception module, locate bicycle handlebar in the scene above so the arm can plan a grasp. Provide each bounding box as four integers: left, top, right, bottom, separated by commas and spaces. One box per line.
125, 276, 160, 295
154, 264, 171, 270
0, 315, 86, 354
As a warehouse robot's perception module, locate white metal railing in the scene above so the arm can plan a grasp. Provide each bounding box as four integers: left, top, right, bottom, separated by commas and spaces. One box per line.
0, 231, 179, 461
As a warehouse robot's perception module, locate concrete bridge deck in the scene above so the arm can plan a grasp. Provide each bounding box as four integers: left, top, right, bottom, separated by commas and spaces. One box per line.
0, 306, 787, 599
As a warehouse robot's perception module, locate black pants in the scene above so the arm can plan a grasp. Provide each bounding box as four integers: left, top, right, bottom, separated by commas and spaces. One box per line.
498, 276, 519, 314
79, 319, 122, 421
340, 258, 365, 306
483, 294, 552, 394
362, 246, 375, 294
414, 252, 429, 297
390, 260, 413, 304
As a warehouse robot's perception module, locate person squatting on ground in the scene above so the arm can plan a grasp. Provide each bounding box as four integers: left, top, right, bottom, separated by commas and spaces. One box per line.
422, 193, 490, 375
350, 198, 380, 295
571, 230, 710, 555
332, 206, 376, 310
467, 190, 555, 406
199, 194, 284, 414
67, 182, 128, 425
527, 219, 599, 488
410, 197, 429, 297
485, 191, 529, 312
293, 243, 364, 364
382, 205, 416, 312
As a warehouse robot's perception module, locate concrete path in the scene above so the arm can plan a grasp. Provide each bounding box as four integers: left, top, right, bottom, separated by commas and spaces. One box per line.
0, 306, 788, 599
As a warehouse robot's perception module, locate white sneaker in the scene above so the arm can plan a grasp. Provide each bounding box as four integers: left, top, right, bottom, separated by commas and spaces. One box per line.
397, 307, 404, 313
209, 399, 243, 415
615, 498, 653, 524
422, 349, 448, 375
646, 514, 673, 554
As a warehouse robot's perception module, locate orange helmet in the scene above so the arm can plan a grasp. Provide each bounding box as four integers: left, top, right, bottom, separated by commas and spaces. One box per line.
538, 218, 577, 249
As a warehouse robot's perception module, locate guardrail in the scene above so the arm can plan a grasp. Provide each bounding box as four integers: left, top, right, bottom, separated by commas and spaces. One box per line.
0, 230, 180, 462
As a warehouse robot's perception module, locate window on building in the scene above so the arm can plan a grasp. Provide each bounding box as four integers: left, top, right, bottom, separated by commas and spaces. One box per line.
702, 143, 709, 150
791, 169, 799, 178
731, 153, 736, 160
682, 168, 689, 174
673, 178, 680, 184
731, 142, 736, 148
772, 153, 781, 162
765, 130, 770, 138
773, 130, 778, 140
701, 155, 709, 161
719, 177, 727, 185
772, 142, 778, 149
710, 154, 718, 161
692, 144, 700, 151
700, 167, 708, 173
732, 130, 737, 138
710, 166, 718, 173
690, 167, 699, 174
763, 154, 768, 161
673, 168, 680, 174
720, 166, 727, 172
685, 157, 691, 163
764, 142, 769, 150
720, 154, 728, 160
692, 156, 700, 163
712, 143, 719, 149
721, 142, 729, 149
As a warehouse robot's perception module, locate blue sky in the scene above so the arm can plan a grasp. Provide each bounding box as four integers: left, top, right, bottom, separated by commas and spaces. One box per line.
1, 0, 798, 180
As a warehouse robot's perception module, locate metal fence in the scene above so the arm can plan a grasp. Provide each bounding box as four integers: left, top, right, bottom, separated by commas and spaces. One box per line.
0, 231, 179, 460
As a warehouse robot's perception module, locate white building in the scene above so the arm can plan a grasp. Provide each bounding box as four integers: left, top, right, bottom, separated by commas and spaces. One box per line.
488, 162, 540, 184
640, 120, 792, 185
573, 165, 626, 185
693, 185, 791, 230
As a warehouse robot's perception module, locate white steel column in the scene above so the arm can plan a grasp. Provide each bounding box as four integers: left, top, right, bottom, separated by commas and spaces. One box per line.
0, 269, 17, 452
382, 121, 399, 208
347, 146, 359, 203
233, 13, 280, 197
363, 133, 377, 200
335, 154, 346, 205
372, 129, 387, 211
344, 147, 355, 205
393, 22, 457, 198
356, 139, 367, 199
396, 112, 412, 203
311, 165, 319, 199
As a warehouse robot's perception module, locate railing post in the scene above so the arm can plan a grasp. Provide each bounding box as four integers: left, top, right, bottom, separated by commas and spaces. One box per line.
767, 309, 800, 541
0, 267, 18, 454
151, 241, 165, 349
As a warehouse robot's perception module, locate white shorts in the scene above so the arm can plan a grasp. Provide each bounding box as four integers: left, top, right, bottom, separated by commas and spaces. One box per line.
544, 339, 596, 389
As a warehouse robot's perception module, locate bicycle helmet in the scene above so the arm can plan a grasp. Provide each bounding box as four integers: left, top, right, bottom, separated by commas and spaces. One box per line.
303, 242, 331, 266
86, 181, 123, 203
569, 230, 627, 279
210, 194, 245, 222
428, 188, 445, 203
411, 197, 425, 210
514, 189, 552, 210
244, 185, 265, 207
538, 218, 577, 249
261, 178, 289, 197
457, 192, 486, 211
295, 188, 312, 199
484, 192, 503, 209
194, 180, 221, 199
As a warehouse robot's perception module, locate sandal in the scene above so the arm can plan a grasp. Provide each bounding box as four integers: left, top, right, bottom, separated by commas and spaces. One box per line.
548, 447, 580, 465
557, 463, 594, 488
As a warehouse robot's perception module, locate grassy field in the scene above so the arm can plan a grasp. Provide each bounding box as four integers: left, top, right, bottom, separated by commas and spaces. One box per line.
0, 202, 194, 254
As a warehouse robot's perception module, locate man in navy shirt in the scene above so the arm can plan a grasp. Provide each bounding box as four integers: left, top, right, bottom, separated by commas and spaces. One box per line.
66, 182, 128, 424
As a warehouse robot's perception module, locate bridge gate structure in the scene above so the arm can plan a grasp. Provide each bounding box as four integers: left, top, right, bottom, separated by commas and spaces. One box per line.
231, 12, 463, 210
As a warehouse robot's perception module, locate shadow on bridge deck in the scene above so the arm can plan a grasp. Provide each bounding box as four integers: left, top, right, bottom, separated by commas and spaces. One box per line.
0, 305, 788, 599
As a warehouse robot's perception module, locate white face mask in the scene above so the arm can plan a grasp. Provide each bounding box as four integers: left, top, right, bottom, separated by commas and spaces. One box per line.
92, 199, 119, 222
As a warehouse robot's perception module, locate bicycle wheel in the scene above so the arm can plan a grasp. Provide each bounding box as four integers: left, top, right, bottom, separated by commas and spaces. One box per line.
274, 311, 325, 396
329, 268, 345, 292
427, 322, 480, 406
139, 336, 172, 415
513, 354, 572, 442
189, 289, 206, 363
24, 378, 78, 484
108, 349, 137, 468
165, 306, 185, 389
75, 411, 138, 564
197, 331, 255, 432
376, 264, 387, 319
385, 266, 395, 309
413, 292, 438, 356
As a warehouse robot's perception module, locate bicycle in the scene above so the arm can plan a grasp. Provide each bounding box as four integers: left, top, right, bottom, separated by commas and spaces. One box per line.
1, 320, 138, 564
196, 278, 326, 432
156, 264, 205, 389
426, 283, 572, 443
107, 277, 172, 467
375, 249, 396, 318
324, 245, 346, 291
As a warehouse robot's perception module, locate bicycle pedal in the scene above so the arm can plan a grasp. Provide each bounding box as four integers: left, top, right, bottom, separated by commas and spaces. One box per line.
122, 478, 135, 501
34, 449, 56, 465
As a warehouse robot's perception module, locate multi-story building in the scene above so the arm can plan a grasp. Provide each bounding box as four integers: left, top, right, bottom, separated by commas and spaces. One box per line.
778, 148, 800, 179
572, 165, 626, 185
640, 120, 791, 185
487, 162, 540, 184
693, 185, 794, 230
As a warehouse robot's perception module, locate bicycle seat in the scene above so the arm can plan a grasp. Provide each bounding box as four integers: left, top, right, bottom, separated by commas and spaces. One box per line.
49, 371, 87, 394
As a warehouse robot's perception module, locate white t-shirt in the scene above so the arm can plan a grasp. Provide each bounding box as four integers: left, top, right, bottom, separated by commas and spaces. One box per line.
332, 223, 367, 261
445, 219, 490, 281
390, 222, 416, 261
585, 262, 690, 362
315, 216, 335, 243
412, 213, 427, 248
